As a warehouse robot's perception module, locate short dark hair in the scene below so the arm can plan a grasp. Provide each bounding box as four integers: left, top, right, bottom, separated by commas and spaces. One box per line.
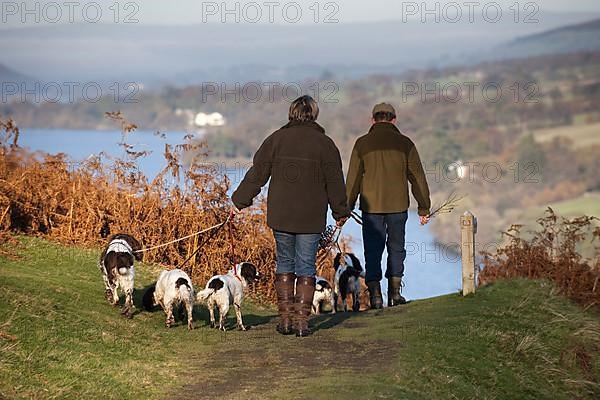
373, 111, 396, 122
289, 95, 319, 122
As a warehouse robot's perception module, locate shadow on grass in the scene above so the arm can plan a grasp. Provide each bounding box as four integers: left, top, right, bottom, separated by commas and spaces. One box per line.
121, 285, 361, 332
310, 311, 356, 332
194, 309, 277, 331
241, 313, 276, 328
132, 283, 277, 330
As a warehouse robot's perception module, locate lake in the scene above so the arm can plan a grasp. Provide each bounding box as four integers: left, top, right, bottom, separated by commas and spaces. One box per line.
19, 128, 462, 301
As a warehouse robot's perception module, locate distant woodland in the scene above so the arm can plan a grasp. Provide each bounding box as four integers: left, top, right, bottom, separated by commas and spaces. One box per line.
2, 51, 600, 249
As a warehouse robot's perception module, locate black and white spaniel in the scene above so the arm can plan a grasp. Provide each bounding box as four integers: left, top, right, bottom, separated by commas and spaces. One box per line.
312, 276, 336, 315
98, 233, 142, 318
333, 253, 364, 313
143, 269, 195, 330
196, 262, 259, 331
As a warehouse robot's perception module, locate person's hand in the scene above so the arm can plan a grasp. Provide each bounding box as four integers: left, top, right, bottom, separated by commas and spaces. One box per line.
231, 205, 242, 216
336, 217, 349, 228
419, 215, 430, 226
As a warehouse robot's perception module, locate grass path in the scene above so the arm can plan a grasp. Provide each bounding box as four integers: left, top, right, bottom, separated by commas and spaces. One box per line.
1, 237, 599, 399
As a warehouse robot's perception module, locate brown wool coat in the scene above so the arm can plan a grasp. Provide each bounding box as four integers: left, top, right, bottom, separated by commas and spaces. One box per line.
232, 120, 350, 234
346, 122, 431, 216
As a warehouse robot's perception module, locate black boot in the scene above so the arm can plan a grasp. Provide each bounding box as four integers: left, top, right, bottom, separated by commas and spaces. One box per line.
388, 277, 407, 307
367, 281, 383, 310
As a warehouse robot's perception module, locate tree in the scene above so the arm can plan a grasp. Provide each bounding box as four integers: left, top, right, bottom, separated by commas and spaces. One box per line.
420, 130, 463, 170
517, 134, 546, 179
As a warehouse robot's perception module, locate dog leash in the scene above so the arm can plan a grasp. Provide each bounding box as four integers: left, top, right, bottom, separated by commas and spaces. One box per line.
177, 217, 231, 269
350, 211, 363, 225
133, 213, 232, 254
177, 210, 242, 282
227, 210, 238, 266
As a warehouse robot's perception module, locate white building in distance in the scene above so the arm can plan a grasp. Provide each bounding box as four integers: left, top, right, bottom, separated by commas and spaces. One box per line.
175, 109, 227, 128
194, 112, 226, 127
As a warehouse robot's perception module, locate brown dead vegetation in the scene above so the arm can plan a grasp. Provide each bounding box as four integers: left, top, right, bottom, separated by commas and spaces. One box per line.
480, 208, 600, 309
0, 114, 342, 302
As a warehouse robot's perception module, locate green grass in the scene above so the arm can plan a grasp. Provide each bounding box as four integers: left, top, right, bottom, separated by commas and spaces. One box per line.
0, 237, 272, 399
503, 193, 600, 257
507, 193, 600, 235
1, 237, 599, 399
544, 193, 600, 218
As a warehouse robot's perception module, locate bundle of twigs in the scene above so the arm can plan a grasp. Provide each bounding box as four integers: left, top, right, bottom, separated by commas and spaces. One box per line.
316, 225, 341, 268
429, 191, 467, 219
348, 192, 466, 225
318, 225, 341, 252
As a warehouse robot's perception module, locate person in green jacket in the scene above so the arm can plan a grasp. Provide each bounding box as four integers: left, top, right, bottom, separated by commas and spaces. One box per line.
346, 103, 431, 309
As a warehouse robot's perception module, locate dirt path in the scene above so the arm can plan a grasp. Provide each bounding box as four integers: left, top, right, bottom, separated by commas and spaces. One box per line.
170, 312, 399, 400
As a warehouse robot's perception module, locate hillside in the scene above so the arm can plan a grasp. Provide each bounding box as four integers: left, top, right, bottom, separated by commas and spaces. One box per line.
0, 63, 35, 84
490, 18, 600, 60
0, 12, 597, 84
1, 237, 599, 399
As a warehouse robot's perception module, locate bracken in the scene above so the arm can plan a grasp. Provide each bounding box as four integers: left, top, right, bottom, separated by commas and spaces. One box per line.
480, 207, 600, 310
0, 114, 340, 303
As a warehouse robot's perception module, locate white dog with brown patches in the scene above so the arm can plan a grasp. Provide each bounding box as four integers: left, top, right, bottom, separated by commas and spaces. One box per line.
196, 263, 259, 331
143, 269, 195, 330
99, 233, 143, 319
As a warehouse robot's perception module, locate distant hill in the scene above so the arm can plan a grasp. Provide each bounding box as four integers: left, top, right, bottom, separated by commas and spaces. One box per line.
0, 11, 598, 86
0, 63, 35, 84
488, 18, 600, 60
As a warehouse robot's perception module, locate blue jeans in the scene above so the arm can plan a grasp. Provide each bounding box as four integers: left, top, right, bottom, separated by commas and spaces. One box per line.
362, 212, 408, 283
273, 231, 320, 277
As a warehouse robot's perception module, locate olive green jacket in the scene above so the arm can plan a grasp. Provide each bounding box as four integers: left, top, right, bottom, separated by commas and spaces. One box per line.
346, 122, 431, 216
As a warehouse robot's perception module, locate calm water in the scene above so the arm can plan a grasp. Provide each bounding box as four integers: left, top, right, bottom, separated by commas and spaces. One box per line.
20, 128, 462, 300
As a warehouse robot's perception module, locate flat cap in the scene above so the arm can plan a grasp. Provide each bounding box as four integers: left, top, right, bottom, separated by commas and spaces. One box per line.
372, 102, 396, 116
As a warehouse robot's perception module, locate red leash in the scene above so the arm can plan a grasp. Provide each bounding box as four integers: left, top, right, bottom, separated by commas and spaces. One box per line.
228, 210, 243, 283
228, 210, 237, 266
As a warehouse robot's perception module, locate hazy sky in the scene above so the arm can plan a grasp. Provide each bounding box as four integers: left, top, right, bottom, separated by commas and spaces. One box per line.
2, 0, 599, 27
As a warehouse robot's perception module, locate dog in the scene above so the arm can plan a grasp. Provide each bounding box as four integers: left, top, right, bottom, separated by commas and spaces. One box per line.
333, 253, 363, 312
143, 269, 195, 330
196, 262, 259, 331
98, 233, 142, 318
312, 276, 336, 315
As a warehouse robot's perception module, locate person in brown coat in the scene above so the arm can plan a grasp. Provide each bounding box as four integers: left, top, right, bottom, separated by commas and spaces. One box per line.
346, 103, 431, 309
232, 95, 349, 337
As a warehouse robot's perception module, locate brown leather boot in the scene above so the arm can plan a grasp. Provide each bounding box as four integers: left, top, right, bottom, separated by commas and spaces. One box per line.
367, 281, 383, 310
294, 276, 316, 337
275, 273, 296, 335
388, 277, 407, 307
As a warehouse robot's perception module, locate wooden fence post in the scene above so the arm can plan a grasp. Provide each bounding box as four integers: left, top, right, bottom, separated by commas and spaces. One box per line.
460, 211, 477, 296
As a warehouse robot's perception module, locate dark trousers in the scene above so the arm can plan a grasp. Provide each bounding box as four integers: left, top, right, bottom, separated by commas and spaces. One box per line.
362, 212, 408, 283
